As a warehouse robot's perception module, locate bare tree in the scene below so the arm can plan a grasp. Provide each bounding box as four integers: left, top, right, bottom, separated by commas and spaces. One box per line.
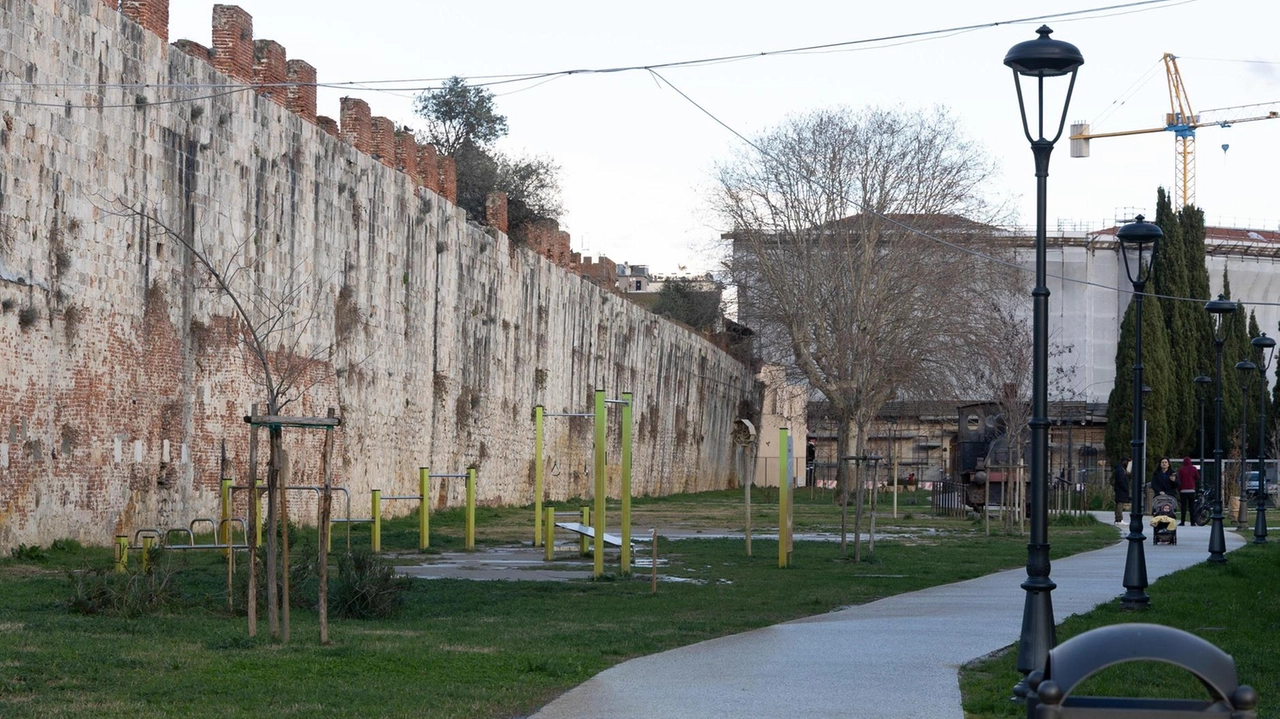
716, 106, 1009, 560
111, 200, 348, 643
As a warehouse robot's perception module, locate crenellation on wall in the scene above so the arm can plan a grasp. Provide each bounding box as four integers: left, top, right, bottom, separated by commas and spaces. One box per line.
485, 192, 508, 234
339, 96, 372, 155
395, 131, 420, 185
251, 39, 287, 104
285, 59, 316, 122
121, 0, 168, 41
211, 4, 253, 83
370, 116, 396, 169
438, 155, 458, 203
417, 144, 440, 194
316, 115, 339, 138
172, 39, 211, 63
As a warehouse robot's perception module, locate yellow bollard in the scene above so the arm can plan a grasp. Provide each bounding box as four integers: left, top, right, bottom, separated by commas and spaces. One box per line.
372, 489, 382, 553
544, 507, 555, 562
593, 389, 606, 578
419, 468, 430, 551
621, 392, 633, 575
580, 506, 591, 556
534, 405, 544, 546
142, 536, 153, 573
114, 535, 128, 573
465, 468, 476, 551
220, 478, 232, 557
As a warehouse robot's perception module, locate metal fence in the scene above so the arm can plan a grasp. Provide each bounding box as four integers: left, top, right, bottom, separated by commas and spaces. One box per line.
931, 478, 1090, 519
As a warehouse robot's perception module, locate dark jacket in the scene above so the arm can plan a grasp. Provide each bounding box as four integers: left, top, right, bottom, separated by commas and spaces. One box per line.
1152, 465, 1177, 496
1113, 463, 1132, 503
1177, 457, 1200, 492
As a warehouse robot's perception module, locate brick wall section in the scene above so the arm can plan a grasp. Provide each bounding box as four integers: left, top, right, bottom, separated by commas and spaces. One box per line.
579, 256, 618, 290
395, 133, 420, 185
485, 192, 508, 234
252, 40, 287, 104
102, 0, 116, 9
211, 5, 253, 83
439, 155, 457, 203
316, 116, 340, 138
339, 97, 372, 154
417, 144, 440, 193
285, 59, 317, 123
369, 117, 396, 169
172, 39, 211, 63
121, 0, 168, 41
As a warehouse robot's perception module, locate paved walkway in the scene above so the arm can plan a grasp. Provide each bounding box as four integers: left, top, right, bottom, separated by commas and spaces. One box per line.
531, 517, 1248, 719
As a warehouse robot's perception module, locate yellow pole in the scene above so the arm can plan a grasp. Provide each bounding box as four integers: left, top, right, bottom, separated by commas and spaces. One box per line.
142, 536, 153, 573
220, 478, 232, 557
114, 535, 128, 572
580, 506, 590, 556
465, 467, 477, 551
621, 392, 633, 575
779, 427, 789, 568
544, 507, 555, 561
372, 489, 382, 553
593, 389, 606, 578
419, 467, 430, 551
534, 405, 544, 546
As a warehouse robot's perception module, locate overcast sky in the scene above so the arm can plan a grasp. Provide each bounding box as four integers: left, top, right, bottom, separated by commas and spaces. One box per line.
169, 0, 1280, 275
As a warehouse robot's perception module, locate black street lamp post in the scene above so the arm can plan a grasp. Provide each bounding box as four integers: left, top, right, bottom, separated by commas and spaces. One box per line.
1003, 26, 1083, 698
1251, 334, 1275, 544
1206, 295, 1237, 563
1196, 373, 1212, 496
1117, 216, 1160, 609
1237, 360, 1256, 532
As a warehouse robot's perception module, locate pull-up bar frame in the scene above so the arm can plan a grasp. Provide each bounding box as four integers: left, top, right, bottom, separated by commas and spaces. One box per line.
533, 390, 633, 576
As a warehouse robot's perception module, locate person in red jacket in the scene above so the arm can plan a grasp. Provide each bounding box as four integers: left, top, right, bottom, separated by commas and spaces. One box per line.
1176, 456, 1200, 526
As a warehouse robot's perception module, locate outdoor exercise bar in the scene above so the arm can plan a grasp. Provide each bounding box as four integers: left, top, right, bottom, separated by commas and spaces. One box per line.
779, 427, 793, 568
372, 469, 475, 552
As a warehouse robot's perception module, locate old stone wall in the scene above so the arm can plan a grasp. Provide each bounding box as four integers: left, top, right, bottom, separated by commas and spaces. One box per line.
0, 0, 757, 548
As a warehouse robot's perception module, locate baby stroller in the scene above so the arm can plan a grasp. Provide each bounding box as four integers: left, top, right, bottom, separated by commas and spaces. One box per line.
1151, 493, 1179, 545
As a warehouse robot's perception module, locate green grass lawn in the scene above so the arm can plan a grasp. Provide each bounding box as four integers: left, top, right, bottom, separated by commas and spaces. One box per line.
960, 540, 1280, 717
0, 492, 1117, 719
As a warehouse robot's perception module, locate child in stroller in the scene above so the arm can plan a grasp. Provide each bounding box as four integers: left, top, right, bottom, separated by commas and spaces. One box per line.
1151, 492, 1179, 545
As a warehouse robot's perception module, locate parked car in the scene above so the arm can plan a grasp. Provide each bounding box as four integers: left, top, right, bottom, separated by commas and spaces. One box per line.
1244, 471, 1276, 501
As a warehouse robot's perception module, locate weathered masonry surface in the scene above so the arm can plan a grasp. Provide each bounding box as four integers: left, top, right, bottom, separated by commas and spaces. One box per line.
0, 0, 757, 548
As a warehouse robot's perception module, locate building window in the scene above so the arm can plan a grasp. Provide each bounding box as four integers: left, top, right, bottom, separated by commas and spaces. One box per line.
635, 280, 642, 291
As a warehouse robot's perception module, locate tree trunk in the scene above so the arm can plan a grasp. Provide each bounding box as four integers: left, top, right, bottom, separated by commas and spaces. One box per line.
266, 424, 281, 638
318, 409, 335, 644
852, 422, 866, 563
280, 447, 292, 644
868, 458, 878, 555
837, 415, 851, 557
245, 404, 260, 637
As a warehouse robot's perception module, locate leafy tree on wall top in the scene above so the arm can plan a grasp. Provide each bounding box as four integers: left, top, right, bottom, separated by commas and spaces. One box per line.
413, 77, 562, 233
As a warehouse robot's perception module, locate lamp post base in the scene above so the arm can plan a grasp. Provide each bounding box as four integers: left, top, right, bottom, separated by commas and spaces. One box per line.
1253, 501, 1268, 545
1120, 520, 1150, 609
1208, 507, 1228, 563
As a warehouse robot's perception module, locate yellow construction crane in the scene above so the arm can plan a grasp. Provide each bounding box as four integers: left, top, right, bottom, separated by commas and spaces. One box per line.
1069, 53, 1280, 210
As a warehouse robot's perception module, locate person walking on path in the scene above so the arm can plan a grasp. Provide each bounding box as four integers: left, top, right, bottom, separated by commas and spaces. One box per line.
1152, 457, 1177, 497
1177, 456, 1200, 526
1113, 459, 1132, 524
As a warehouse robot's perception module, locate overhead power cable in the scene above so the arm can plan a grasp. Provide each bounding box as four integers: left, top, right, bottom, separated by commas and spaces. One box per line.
1, 0, 1191, 101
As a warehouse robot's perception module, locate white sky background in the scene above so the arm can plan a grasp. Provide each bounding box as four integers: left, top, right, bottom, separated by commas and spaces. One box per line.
169, 0, 1280, 275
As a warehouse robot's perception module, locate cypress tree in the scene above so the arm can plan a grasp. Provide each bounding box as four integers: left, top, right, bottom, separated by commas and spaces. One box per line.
1152, 189, 1211, 454
1105, 290, 1174, 479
